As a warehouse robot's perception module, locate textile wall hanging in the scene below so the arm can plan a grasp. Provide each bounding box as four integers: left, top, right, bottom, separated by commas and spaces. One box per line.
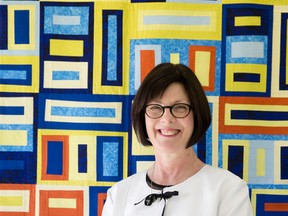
0, 0, 288, 215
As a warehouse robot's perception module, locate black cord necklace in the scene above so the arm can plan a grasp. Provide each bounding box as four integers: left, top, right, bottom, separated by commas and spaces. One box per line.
134, 172, 179, 216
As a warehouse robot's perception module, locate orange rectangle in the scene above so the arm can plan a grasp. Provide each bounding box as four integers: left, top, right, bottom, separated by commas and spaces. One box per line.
40, 190, 83, 216
41, 135, 69, 181
219, 97, 288, 135
189, 45, 216, 91
140, 50, 155, 82
0, 184, 35, 216
265, 203, 288, 211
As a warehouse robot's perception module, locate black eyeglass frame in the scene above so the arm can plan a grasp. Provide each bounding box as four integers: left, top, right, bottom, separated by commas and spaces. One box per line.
144, 103, 193, 119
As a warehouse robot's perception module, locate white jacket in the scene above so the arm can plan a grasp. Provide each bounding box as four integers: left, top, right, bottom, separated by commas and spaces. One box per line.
102, 165, 253, 216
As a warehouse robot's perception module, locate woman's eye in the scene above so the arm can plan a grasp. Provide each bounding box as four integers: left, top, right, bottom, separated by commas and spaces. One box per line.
150, 106, 162, 111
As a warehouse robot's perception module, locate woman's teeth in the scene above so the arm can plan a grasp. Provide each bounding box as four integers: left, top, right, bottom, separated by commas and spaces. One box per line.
159, 129, 179, 136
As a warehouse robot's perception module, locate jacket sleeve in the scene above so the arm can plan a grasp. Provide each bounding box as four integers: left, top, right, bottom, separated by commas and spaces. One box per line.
101, 187, 114, 216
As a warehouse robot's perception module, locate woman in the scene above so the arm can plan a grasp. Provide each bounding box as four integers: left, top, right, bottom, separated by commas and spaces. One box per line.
102, 63, 253, 216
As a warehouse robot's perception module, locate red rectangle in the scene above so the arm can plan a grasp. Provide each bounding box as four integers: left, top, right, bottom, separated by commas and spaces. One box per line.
97, 193, 107, 216
39, 190, 83, 216
219, 97, 288, 135
189, 45, 216, 91
140, 50, 155, 82
41, 135, 69, 180
0, 184, 35, 216
265, 203, 288, 211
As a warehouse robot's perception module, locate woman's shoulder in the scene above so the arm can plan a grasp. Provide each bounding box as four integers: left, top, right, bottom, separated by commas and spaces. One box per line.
200, 164, 245, 184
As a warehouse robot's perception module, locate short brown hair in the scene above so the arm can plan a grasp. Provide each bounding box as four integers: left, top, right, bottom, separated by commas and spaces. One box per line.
132, 63, 211, 148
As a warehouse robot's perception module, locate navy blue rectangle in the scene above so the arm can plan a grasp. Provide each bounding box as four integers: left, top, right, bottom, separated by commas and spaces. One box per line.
47, 141, 63, 175
40, 2, 94, 94
0, 106, 24, 115
102, 10, 123, 86
78, 144, 87, 173
0, 64, 32, 86
279, 13, 288, 90
0, 152, 36, 184
256, 194, 288, 215
228, 145, 244, 178
234, 72, 260, 82
38, 94, 132, 132
14, 10, 30, 44
0, 5, 8, 49
231, 110, 288, 121
281, 146, 288, 179
97, 136, 123, 182
223, 4, 273, 36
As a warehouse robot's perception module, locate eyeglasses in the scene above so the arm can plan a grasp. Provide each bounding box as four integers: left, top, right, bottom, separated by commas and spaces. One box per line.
145, 103, 193, 119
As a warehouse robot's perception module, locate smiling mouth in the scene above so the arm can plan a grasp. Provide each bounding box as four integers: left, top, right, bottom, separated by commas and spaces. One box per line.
158, 129, 180, 136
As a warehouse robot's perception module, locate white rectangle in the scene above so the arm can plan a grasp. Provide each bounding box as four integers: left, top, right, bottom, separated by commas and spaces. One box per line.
0, 190, 30, 212
0, 97, 33, 124
53, 15, 81, 25
43, 61, 88, 89
45, 99, 122, 124
231, 41, 264, 58
49, 198, 77, 209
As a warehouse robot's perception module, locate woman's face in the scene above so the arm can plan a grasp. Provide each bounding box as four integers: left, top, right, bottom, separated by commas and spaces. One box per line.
145, 82, 194, 154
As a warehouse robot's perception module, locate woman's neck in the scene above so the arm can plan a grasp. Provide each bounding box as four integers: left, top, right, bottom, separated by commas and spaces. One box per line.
148, 149, 205, 186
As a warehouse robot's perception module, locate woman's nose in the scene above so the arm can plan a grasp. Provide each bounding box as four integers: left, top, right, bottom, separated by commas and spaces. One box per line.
160, 108, 176, 123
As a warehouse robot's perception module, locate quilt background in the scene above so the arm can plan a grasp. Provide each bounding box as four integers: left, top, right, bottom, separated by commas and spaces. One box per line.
0, 0, 288, 215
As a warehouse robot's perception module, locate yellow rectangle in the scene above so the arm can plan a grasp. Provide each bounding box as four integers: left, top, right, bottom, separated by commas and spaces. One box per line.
235, 16, 261, 26
0, 196, 23, 207
130, 3, 222, 40
225, 103, 288, 127
48, 198, 76, 209
257, 149, 266, 176
0, 130, 27, 146
195, 51, 211, 86
8, 5, 36, 50
50, 39, 84, 57
0, 56, 39, 93
225, 64, 267, 92
170, 53, 180, 64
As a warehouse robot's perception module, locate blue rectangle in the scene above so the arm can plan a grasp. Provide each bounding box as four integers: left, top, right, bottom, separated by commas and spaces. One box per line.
52, 71, 80, 80
14, 10, 30, 44
231, 110, 288, 121
281, 147, 288, 180
0, 65, 32, 85
78, 144, 87, 173
223, 4, 273, 36
102, 10, 123, 86
228, 145, 243, 178
233, 73, 261, 82
44, 6, 89, 35
0, 160, 24, 170
47, 141, 63, 175
0, 5, 8, 49
0, 106, 24, 115
107, 15, 117, 81
97, 136, 123, 182
51, 106, 116, 118
103, 142, 119, 177
279, 13, 288, 90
